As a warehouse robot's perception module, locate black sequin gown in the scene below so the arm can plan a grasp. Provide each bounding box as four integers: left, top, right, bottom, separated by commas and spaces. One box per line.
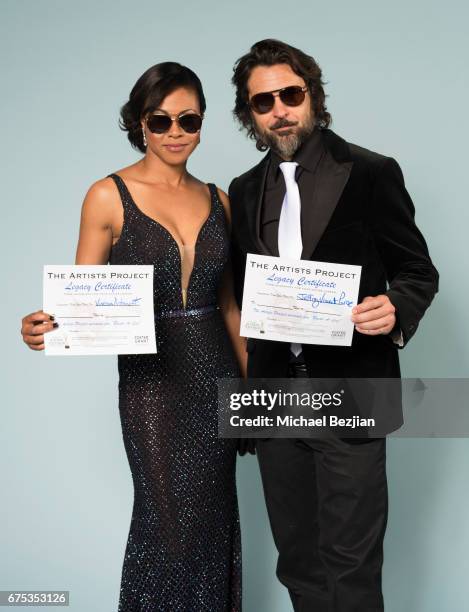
108, 174, 241, 612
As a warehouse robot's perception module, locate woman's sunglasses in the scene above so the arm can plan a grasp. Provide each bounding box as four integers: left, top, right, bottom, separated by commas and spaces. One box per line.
249, 85, 308, 114
146, 112, 203, 134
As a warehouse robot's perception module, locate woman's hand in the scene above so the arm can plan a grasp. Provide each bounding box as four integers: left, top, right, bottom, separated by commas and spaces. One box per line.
21, 310, 56, 351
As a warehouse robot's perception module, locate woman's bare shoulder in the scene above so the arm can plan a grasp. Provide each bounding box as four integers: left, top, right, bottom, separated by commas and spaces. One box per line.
86, 176, 117, 197
86, 160, 140, 197
80, 175, 124, 225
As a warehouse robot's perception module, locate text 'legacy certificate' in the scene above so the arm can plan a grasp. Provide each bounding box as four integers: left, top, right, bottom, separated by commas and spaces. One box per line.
43, 265, 157, 355
240, 254, 362, 347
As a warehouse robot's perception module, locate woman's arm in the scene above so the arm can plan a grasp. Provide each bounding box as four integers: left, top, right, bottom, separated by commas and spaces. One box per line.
21, 178, 119, 350
74, 178, 119, 264
216, 188, 247, 378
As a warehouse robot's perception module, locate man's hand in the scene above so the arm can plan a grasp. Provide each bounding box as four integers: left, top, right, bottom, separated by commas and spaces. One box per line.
351, 295, 396, 336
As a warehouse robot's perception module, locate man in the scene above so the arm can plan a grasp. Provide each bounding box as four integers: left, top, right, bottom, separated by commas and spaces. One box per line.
229, 39, 439, 611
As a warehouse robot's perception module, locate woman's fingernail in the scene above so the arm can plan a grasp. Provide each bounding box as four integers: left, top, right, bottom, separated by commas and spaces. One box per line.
53, 322, 59, 328
49, 315, 55, 321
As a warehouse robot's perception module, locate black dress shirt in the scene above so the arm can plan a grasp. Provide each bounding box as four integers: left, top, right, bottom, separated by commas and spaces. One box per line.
260, 126, 325, 256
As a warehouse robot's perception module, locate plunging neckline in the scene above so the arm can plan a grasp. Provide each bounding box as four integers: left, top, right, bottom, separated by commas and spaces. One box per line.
114, 174, 214, 310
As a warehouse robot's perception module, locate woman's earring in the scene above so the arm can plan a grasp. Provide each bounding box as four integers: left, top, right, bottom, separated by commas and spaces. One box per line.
142, 128, 147, 147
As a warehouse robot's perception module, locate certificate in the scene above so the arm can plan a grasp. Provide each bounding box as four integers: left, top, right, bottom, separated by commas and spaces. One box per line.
240, 254, 362, 347
43, 265, 157, 355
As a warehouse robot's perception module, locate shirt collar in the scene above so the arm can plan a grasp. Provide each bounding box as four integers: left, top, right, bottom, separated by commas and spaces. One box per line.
270, 126, 324, 179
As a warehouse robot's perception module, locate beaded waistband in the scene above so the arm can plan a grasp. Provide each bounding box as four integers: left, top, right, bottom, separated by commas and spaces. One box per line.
155, 304, 218, 319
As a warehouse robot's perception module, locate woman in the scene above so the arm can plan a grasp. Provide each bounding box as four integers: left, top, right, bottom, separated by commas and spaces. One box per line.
21, 62, 246, 611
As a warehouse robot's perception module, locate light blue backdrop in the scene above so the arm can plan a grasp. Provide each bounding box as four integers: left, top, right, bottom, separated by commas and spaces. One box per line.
1, 1, 468, 610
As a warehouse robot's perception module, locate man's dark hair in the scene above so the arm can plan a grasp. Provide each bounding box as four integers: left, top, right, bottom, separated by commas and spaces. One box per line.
232, 39, 331, 150
120, 62, 206, 153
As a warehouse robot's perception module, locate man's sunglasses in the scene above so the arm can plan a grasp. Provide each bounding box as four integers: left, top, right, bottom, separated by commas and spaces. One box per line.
249, 85, 308, 114
146, 112, 203, 134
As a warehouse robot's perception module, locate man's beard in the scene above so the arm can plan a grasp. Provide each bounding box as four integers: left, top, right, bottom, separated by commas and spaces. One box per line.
256, 114, 315, 159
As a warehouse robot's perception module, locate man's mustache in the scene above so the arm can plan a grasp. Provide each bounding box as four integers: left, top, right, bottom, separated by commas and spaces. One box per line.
270, 119, 298, 131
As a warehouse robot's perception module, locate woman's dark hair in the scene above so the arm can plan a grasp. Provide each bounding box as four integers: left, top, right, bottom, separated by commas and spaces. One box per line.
232, 39, 331, 150
120, 62, 206, 153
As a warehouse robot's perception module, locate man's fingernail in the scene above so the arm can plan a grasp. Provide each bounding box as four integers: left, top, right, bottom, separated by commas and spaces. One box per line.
53, 322, 59, 328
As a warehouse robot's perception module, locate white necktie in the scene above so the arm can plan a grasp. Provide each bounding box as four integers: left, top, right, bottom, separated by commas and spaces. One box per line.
278, 161, 302, 357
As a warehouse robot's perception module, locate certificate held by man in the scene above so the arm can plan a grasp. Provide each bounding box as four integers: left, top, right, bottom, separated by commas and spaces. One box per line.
43, 265, 157, 355
240, 254, 362, 346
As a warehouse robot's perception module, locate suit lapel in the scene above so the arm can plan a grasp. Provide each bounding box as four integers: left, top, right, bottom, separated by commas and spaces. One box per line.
243, 154, 270, 256
302, 130, 353, 260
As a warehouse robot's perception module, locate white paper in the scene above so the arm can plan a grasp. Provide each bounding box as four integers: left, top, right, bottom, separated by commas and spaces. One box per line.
240, 254, 362, 347
43, 265, 156, 355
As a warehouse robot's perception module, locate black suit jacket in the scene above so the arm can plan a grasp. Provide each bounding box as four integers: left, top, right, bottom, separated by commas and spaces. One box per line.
229, 129, 438, 431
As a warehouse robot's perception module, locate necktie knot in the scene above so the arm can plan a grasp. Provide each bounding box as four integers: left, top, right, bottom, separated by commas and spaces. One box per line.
279, 161, 298, 183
